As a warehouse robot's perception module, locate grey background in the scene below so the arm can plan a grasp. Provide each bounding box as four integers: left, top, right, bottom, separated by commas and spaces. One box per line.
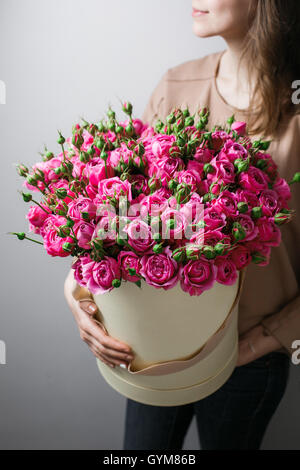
0, 0, 299, 450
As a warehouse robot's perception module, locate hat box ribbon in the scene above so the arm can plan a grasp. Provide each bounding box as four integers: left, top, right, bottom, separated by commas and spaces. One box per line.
72, 268, 246, 406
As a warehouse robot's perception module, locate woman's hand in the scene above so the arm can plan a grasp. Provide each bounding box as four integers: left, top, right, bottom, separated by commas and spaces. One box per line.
236, 323, 284, 366
63, 269, 135, 369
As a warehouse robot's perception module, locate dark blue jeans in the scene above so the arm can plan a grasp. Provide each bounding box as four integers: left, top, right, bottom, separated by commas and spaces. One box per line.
123, 351, 291, 450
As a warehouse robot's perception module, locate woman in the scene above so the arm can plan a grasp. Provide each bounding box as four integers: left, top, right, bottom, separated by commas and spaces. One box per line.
64, 0, 300, 449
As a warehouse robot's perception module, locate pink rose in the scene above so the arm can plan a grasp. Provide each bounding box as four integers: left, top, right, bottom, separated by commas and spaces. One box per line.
239, 166, 270, 191
71, 157, 86, 179
148, 156, 185, 184
67, 197, 97, 222
187, 160, 204, 180
23, 178, 45, 193
229, 245, 251, 270
132, 118, 145, 135
72, 254, 95, 287
120, 118, 145, 136
98, 177, 132, 202
151, 135, 176, 158
48, 179, 76, 204
233, 214, 258, 241
211, 190, 238, 217
140, 125, 156, 140
174, 168, 202, 191
211, 130, 231, 151
73, 221, 95, 249
180, 192, 204, 225
208, 158, 236, 184
124, 220, 156, 254
118, 251, 141, 282
92, 214, 117, 246
26, 204, 50, 234
219, 140, 248, 162
192, 229, 230, 248
273, 177, 291, 207
85, 184, 98, 200
256, 217, 281, 246
214, 256, 238, 285
42, 157, 64, 182
259, 189, 279, 216
203, 207, 227, 230
139, 191, 169, 218
108, 143, 135, 167
130, 174, 149, 196
83, 160, 114, 186
81, 129, 94, 151
179, 257, 217, 296
139, 247, 179, 290
204, 230, 230, 246
161, 208, 188, 241
42, 215, 74, 257
247, 240, 271, 266
85, 256, 121, 294
231, 121, 247, 136
193, 147, 214, 163
255, 152, 277, 180
198, 179, 209, 196
235, 189, 259, 209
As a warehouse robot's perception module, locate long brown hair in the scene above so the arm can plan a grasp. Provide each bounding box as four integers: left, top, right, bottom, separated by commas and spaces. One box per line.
240, 0, 300, 138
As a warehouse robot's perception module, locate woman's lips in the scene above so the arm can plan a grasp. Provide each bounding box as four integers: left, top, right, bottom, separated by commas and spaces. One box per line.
192, 8, 209, 17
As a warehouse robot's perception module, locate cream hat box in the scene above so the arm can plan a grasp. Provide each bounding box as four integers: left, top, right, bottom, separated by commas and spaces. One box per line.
72, 267, 246, 407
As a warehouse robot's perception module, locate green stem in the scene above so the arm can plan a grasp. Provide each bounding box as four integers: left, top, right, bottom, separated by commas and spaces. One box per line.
32, 199, 52, 215
24, 181, 47, 197
81, 182, 90, 198
41, 178, 51, 191
9, 232, 44, 245
24, 235, 44, 245
61, 143, 66, 162
71, 227, 77, 239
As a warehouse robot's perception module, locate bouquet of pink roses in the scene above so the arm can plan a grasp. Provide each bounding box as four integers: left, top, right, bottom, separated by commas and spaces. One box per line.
11, 102, 300, 297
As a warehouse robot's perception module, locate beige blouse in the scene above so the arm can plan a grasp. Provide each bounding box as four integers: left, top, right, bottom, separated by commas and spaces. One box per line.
141, 50, 300, 358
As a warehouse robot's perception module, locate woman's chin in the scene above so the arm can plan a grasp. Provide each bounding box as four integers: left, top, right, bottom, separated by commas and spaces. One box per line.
192, 23, 216, 38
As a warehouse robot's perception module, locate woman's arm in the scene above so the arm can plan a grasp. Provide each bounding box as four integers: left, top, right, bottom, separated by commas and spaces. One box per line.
64, 269, 134, 369
236, 323, 284, 366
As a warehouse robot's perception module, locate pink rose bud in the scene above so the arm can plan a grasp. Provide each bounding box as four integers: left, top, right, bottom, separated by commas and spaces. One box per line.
175, 118, 184, 131
231, 121, 247, 136
274, 211, 294, 225
17, 164, 29, 177
186, 245, 201, 260
211, 184, 221, 196
122, 101, 133, 116
112, 279, 121, 288
289, 172, 300, 185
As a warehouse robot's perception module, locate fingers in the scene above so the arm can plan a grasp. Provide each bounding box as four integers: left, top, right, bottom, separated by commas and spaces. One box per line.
87, 316, 134, 354
84, 337, 115, 368
79, 300, 133, 352
236, 337, 259, 366
82, 332, 132, 368
77, 299, 135, 363
85, 328, 134, 363
79, 318, 134, 362
79, 300, 98, 316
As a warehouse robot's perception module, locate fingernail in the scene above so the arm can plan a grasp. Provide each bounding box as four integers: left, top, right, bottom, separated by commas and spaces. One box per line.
88, 305, 96, 313
119, 363, 127, 369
